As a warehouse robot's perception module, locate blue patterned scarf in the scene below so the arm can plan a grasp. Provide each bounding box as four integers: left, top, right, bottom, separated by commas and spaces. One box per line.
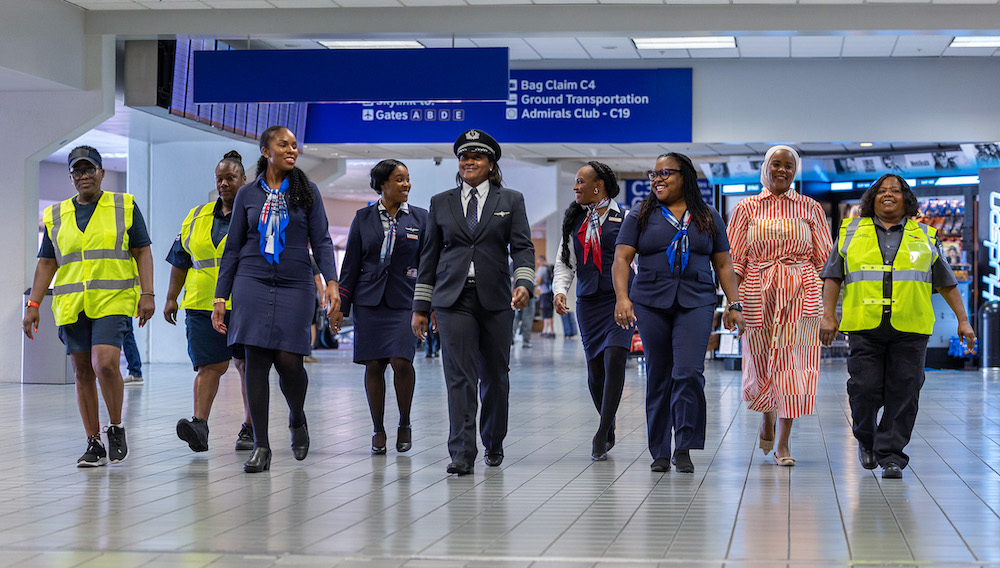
258, 177, 289, 264
659, 206, 690, 273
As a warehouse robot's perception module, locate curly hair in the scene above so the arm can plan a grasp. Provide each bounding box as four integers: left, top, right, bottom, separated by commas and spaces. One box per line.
859, 174, 919, 219
560, 161, 620, 266
636, 153, 716, 235
255, 125, 313, 210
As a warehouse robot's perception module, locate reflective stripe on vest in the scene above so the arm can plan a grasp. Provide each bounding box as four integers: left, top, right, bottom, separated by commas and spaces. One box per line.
839, 217, 937, 335
44, 192, 139, 326
179, 202, 229, 311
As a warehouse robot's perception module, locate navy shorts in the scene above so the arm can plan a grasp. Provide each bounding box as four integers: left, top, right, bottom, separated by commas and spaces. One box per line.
58, 313, 131, 355
185, 309, 245, 371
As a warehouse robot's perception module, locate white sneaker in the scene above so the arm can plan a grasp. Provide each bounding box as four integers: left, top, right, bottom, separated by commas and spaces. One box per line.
124, 374, 143, 384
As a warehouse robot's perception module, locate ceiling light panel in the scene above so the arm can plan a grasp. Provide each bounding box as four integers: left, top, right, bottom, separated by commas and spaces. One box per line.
950, 36, 1000, 48
633, 37, 737, 50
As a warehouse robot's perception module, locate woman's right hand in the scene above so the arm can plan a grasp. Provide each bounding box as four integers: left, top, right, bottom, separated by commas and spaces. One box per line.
614, 297, 636, 329
212, 302, 227, 335
554, 293, 569, 316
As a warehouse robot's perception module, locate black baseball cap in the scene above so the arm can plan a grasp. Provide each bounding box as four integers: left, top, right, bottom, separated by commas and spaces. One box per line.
68, 147, 102, 170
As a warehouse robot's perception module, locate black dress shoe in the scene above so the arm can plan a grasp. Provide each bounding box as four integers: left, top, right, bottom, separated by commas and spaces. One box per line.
858, 445, 877, 470
396, 425, 412, 453
882, 462, 903, 479
290, 424, 309, 461
650, 457, 671, 472
446, 460, 473, 475
371, 431, 387, 455
244, 447, 271, 473
484, 453, 504, 467
672, 450, 694, 473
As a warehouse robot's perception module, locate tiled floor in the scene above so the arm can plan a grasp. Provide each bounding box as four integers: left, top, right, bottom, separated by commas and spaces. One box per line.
2, 337, 998, 567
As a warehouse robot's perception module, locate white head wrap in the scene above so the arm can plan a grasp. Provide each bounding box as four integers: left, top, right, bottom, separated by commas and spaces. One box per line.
760, 145, 801, 189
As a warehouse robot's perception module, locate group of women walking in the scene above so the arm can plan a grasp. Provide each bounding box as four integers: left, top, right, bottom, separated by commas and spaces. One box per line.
23, 129, 975, 479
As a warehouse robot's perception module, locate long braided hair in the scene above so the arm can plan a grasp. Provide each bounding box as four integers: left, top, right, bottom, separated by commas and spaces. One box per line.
255, 125, 313, 210
636, 152, 715, 235
560, 161, 620, 266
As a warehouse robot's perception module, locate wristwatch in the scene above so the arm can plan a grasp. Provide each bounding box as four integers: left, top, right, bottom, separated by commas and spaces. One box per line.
727, 301, 743, 312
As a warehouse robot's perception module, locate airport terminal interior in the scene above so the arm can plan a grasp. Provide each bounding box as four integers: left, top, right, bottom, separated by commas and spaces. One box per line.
3, 0, 1000, 566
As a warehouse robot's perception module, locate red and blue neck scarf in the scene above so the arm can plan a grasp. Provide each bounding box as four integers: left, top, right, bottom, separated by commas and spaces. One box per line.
258, 177, 289, 264
577, 197, 611, 273
660, 206, 690, 273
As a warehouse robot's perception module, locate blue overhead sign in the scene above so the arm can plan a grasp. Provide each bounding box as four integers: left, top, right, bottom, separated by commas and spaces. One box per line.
304, 68, 692, 144
193, 48, 509, 104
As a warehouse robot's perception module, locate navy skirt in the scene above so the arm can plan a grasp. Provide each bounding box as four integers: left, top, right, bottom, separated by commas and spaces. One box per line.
352, 300, 417, 363
229, 274, 314, 355
577, 292, 633, 360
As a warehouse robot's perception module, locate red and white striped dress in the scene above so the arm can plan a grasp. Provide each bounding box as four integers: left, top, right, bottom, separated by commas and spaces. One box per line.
727, 190, 832, 418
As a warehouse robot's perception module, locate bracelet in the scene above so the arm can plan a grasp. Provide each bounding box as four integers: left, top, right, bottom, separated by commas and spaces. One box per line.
213, 297, 227, 304
25, 300, 39, 308
141, 292, 155, 297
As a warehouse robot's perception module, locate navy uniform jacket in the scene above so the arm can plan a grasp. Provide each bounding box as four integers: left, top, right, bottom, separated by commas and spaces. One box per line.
616, 206, 729, 309
414, 184, 535, 312
339, 203, 428, 316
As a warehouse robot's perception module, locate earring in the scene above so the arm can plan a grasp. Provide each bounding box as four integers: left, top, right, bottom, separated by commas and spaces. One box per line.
594, 188, 599, 195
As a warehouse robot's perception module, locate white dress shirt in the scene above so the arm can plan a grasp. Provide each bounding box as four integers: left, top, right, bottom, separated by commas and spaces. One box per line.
461, 180, 490, 278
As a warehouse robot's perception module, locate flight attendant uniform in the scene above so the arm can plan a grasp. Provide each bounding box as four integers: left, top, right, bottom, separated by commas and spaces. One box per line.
616, 206, 729, 460
339, 201, 428, 362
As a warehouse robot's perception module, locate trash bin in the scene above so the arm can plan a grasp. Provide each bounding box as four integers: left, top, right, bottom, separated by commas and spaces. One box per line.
22, 289, 74, 384
978, 301, 1000, 368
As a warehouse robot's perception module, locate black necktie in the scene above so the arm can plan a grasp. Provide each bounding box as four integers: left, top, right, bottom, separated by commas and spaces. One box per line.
466, 190, 478, 232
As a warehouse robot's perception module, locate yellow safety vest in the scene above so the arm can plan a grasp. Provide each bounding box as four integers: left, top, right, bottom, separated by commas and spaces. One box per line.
838, 217, 937, 335
178, 201, 229, 311
44, 192, 139, 326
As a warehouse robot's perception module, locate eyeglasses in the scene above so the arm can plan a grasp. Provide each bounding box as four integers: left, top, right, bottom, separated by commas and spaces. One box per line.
647, 168, 681, 181
70, 167, 98, 179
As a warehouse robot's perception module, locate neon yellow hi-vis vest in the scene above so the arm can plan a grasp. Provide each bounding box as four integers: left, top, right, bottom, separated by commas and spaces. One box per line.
178, 201, 230, 311
838, 217, 937, 335
43, 192, 139, 326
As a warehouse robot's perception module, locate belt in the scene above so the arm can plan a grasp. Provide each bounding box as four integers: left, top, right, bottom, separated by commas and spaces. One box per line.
464, 277, 476, 288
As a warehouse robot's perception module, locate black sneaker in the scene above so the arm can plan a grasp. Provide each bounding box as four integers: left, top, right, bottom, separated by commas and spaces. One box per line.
235, 422, 254, 451
77, 438, 107, 467
105, 425, 128, 463
177, 417, 209, 452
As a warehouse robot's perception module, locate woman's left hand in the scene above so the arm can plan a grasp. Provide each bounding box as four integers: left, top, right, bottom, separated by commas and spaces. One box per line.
137, 295, 155, 328
323, 284, 341, 317
723, 309, 745, 337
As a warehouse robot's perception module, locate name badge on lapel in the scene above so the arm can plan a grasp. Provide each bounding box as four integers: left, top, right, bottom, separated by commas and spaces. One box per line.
405, 226, 420, 240
608, 216, 623, 223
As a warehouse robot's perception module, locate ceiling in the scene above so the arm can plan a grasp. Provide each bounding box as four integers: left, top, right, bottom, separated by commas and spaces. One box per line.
55, 0, 1000, 200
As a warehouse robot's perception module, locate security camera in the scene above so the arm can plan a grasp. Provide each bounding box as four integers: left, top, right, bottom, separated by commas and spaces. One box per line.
433, 156, 443, 166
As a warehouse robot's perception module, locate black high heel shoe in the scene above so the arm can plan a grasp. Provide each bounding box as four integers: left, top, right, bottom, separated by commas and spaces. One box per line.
396, 425, 412, 453
591, 432, 609, 461
290, 424, 309, 461
244, 447, 271, 473
371, 431, 387, 455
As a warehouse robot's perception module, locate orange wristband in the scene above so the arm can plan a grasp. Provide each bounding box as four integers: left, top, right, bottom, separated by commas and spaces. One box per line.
26, 300, 39, 308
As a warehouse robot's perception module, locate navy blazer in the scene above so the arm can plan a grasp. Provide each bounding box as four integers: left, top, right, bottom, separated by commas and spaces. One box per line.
339, 203, 428, 316
414, 184, 535, 312
616, 206, 729, 309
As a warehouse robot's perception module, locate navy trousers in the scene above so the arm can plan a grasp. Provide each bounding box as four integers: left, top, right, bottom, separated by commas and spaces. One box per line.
633, 301, 714, 459
846, 321, 928, 469
435, 285, 514, 464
